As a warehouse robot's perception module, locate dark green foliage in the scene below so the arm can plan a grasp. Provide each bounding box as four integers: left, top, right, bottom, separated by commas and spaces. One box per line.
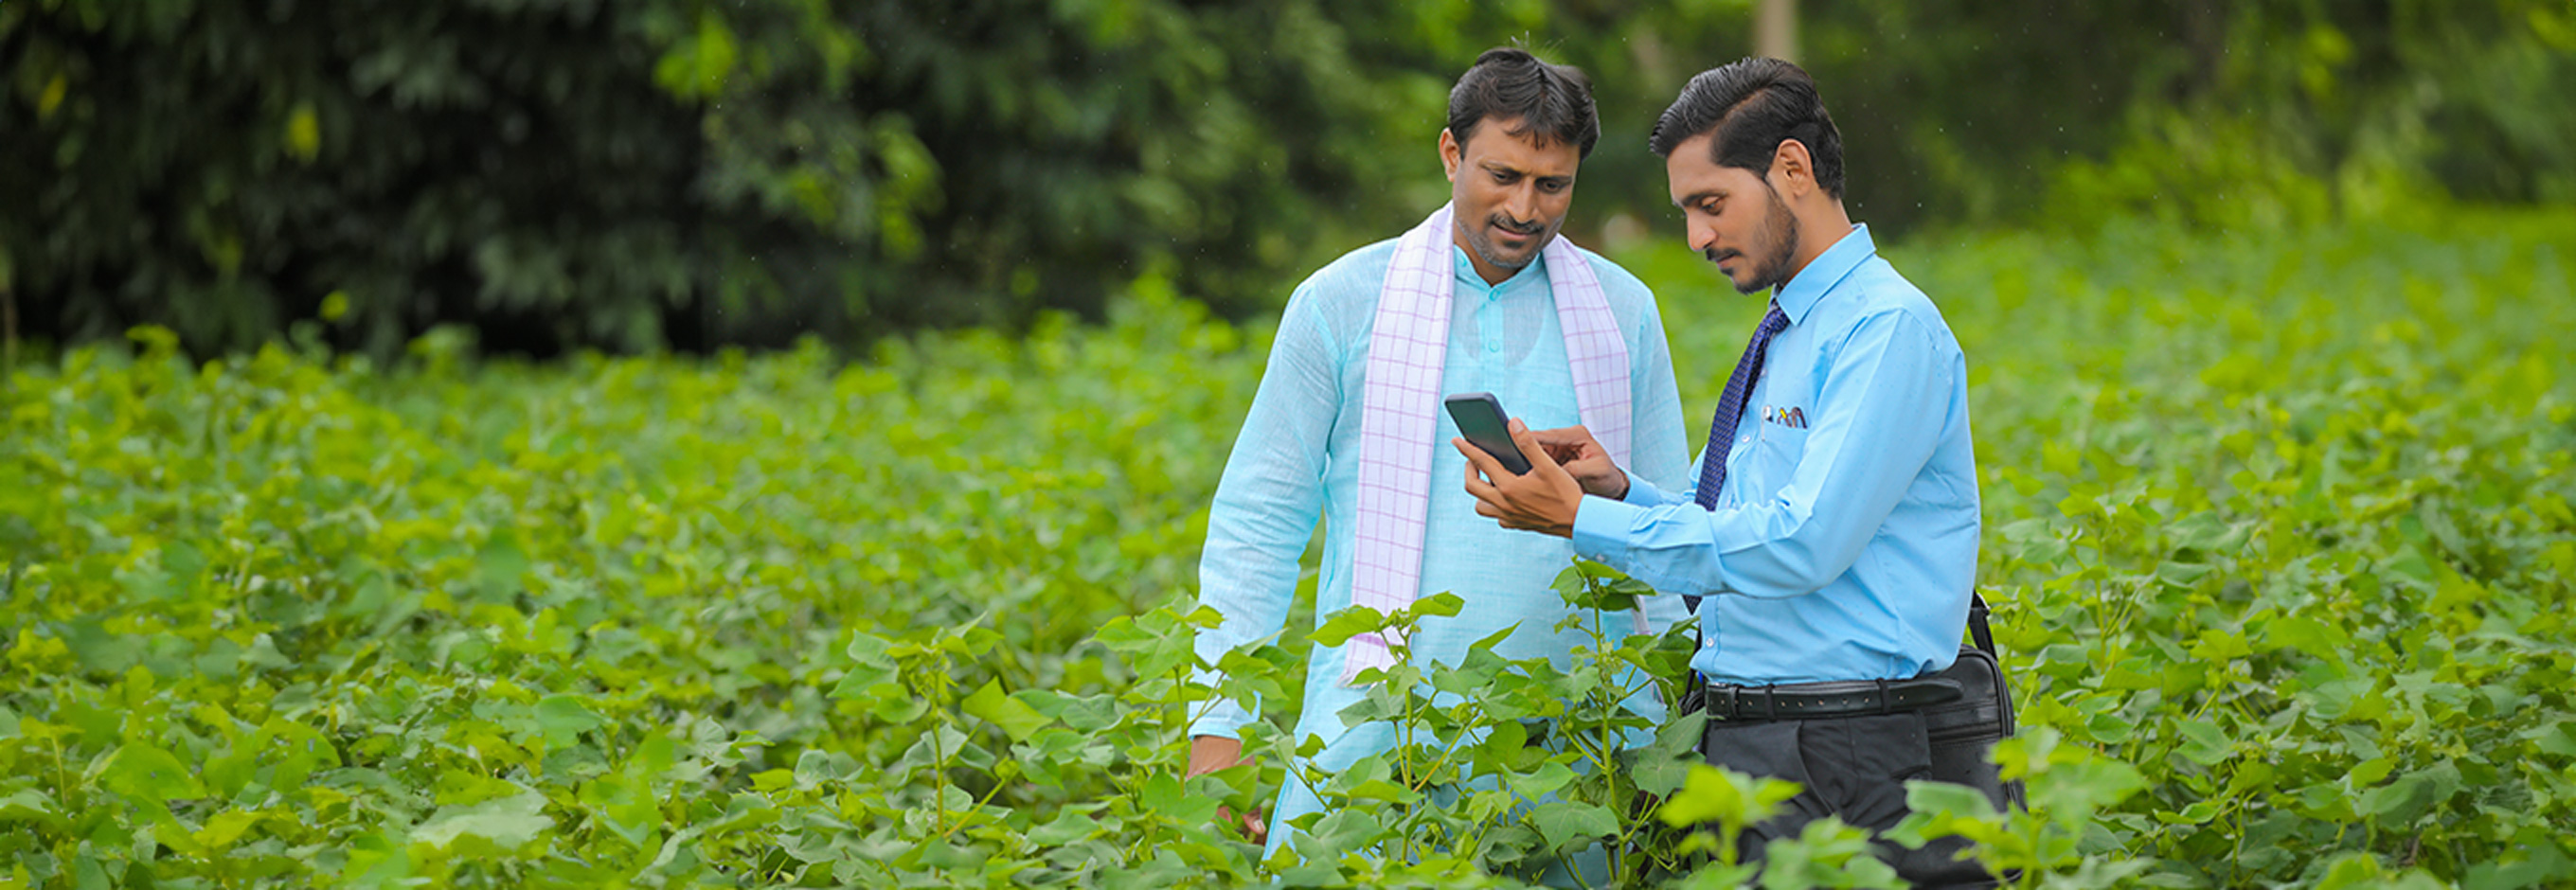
3, 0, 2572, 357
0, 0, 1483, 357
1813, 0, 2576, 229
4, 0, 708, 357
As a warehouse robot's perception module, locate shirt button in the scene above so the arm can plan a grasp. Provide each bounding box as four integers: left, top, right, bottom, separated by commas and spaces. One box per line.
1485, 341, 1501, 353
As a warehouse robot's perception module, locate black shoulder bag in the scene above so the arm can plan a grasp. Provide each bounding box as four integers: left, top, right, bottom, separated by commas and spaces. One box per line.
1922, 594, 2024, 811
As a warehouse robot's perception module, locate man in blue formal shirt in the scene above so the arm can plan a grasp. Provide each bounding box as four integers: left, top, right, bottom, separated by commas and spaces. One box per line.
1459, 58, 1990, 887
1182, 47, 1692, 868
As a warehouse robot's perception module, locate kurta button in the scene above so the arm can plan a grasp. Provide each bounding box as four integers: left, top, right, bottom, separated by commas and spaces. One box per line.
1486, 341, 1500, 353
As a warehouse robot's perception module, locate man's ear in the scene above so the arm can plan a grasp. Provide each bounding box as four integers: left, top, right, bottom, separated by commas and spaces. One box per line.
1769, 138, 1815, 198
1440, 128, 1462, 183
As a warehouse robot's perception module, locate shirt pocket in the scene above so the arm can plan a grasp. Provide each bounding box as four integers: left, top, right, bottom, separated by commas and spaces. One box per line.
1745, 420, 1811, 498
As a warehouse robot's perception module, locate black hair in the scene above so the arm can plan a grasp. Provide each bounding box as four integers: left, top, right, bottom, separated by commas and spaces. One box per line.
1648, 57, 1846, 199
1447, 47, 1601, 160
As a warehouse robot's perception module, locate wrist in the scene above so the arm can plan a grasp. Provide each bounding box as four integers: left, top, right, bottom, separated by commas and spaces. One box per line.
1188, 735, 1243, 776
1609, 469, 1630, 500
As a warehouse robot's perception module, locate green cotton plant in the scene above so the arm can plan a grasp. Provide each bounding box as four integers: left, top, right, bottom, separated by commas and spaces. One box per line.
1, 209, 2570, 888
1885, 726, 2152, 888
808, 604, 1302, 887
1248, 564, 1697, 886
1243, 561, 1930, 889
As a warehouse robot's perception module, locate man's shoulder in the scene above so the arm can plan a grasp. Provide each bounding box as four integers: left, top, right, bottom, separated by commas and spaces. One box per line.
1825, 256, 1958, 349
1290, 238, 1401, 312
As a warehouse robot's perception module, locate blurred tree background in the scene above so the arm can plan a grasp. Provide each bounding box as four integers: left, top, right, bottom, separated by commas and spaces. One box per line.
4, 0, 2570, 358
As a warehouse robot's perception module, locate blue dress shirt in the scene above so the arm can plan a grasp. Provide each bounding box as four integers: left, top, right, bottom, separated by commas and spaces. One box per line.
1571, 224, 1980, 685
1190, 236, 1691, 847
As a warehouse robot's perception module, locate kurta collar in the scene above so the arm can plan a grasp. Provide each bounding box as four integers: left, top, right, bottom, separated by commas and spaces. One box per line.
1450, 243, 1548, 299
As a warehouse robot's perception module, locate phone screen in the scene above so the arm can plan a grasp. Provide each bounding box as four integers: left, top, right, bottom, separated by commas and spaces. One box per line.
1444, 392, 1532, 475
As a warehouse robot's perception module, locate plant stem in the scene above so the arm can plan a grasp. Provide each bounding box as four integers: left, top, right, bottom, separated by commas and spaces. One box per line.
928, 658, 952, 833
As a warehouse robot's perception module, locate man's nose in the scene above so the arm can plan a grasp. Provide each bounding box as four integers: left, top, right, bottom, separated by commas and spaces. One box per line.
1690, 217, 1718, 253
1502, 183, 1541, 223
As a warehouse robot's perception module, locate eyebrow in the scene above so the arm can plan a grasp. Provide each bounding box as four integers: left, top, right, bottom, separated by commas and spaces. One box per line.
1673, 190, 1722, 208
1482, 161, 1571, 180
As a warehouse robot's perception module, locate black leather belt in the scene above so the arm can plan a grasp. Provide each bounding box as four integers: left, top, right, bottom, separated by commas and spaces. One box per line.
1699, 677, 1963, 721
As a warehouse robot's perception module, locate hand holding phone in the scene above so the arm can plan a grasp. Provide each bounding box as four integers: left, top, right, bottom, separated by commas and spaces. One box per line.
1449, 392, 1585, 539
1444, 392, 1532, 475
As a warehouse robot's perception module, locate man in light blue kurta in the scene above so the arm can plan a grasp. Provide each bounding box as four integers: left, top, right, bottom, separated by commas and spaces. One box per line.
1181, 48, 1690, 857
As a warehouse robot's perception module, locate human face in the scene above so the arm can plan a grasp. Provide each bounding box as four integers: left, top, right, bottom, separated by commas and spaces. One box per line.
1666, 133, 1799, 294
1441, 119, 1581, 286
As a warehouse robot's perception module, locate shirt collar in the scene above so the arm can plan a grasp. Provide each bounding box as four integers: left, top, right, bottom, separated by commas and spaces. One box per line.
1451, 243, 1547, 299
1772, 223, 1872, 325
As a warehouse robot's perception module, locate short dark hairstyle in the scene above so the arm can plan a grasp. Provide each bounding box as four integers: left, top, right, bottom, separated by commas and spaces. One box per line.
1649, 57, 1846, 200
1448, 47, 1601, 160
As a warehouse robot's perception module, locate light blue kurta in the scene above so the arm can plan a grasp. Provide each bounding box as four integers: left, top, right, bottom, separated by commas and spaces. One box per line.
1571, 224, 1981, 685
1189, 237, 1692, 849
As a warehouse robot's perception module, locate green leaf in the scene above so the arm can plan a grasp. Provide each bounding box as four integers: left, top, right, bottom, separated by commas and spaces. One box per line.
2524, 721, 2576, 757
2360, 762, 2460, 827
1528, 800, 1618, 849
1095, 610, 1196, 678
578, 773, 660, 848
475, 531, 531, 598
1305, 808, 1386, 856
535, 694, 605, 749
833, 632, 899, 700
1404, 591, 1465, 620
410, 791, 554, 851
960, 681, 1049, 741
1658, 764, 1798, 828
197, 809, 265, 847
653, 11, 739, 100
94, 743, 206, 802
2174, 718, 2234, 766
1308, 604, 1390, 649
1027, 809, 1103, 846
1901, 779, 1996, 821
285, 102, 321, 161
0, 789, 68, 832
1508, 760, 1578, 800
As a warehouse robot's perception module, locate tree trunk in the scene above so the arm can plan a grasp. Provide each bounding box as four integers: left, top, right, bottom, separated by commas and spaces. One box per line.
1757, 0, 1799, 63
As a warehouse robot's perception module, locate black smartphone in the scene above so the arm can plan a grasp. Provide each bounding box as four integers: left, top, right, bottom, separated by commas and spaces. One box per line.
1444, 392, 1532, 475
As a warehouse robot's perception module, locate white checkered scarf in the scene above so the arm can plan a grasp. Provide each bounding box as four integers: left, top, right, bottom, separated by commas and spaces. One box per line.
1340, 202, 1632, 685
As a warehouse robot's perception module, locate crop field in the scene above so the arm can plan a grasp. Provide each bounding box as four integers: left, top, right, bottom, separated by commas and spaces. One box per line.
3, 208, 2572, 888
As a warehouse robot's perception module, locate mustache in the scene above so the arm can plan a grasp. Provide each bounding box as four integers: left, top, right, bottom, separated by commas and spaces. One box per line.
1489, 214, 1545, 236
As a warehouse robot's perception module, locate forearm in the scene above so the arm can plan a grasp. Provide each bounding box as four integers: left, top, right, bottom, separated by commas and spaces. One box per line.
1571, 495, 1742, 597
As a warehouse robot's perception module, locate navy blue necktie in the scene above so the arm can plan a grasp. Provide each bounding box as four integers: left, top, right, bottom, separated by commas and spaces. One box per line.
1686, 302, 1789, 614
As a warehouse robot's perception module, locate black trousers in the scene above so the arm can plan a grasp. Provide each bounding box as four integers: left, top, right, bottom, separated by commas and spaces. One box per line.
1702, 711, 1996, 888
